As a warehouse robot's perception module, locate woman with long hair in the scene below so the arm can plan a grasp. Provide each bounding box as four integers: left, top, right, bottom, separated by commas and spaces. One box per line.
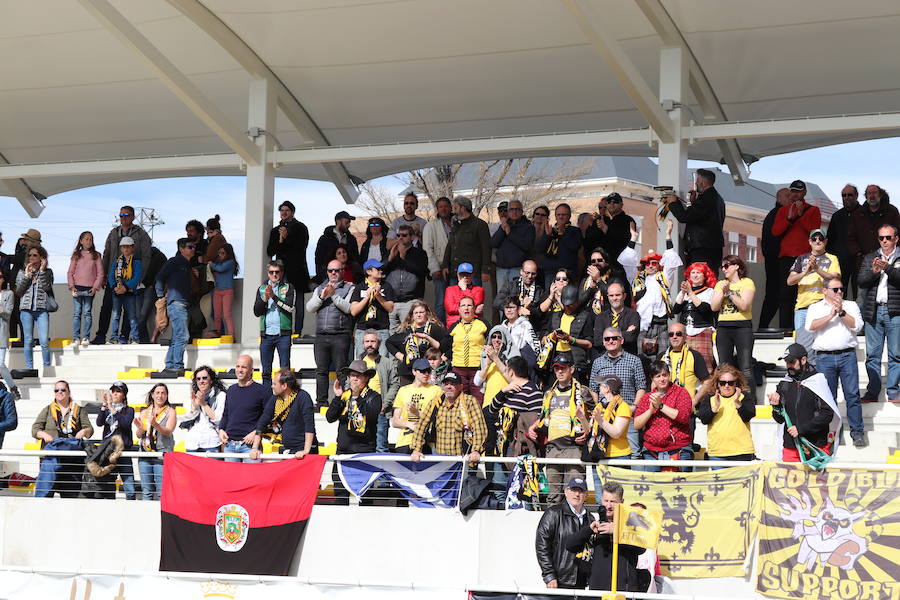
359, 217, 389, 264
711, 255, 756, 401
133, 383, 177, 499
539, 268, 574, 314
633, 360, 693, 472
328, 243, 363, 283
695, 364, 755, 468
181, 366, 227, 453
15, 245, 53, 370
209, 242, 239, 336
672, 262, 718, 372
385, 300, 446, 385
66, 231, 104, 347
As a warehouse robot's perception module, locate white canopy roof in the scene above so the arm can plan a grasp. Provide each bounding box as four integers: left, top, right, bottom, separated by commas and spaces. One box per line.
3, 0, 900, 204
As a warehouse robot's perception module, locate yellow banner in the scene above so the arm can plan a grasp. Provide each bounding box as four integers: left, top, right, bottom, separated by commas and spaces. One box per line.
596, 464, 761, 577
757, 463, 900, 600
614, 503, 662, 550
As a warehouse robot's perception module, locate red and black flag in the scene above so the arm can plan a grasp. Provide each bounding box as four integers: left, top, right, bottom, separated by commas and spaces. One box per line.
160, 453, 326, 576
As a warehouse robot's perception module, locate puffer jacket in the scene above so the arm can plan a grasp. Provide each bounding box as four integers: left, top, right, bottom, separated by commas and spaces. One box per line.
857, 248, 900, 320
535, 501, 595, 586
306, 280, 355, 334
15, 268, 54, 311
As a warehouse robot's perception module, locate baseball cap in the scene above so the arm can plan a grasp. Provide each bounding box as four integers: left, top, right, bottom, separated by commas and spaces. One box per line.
110, 381, 128, 394
789, 180, 807, 192
605, 192, 623, 204
411, 358, 432, 372
779, 343, 808, 362
561, 286, 579, 306
457, 262, 474, 274
809, 228, 826, 239
552, 353, 574, 368
566, 476, 588, 491
334, 210, 355, 221
442, 371, 462, 385
363, 258, 384, 271
119, 236, 135, 246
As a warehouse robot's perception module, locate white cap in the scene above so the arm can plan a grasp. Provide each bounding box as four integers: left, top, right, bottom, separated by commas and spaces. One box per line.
119, 236, 135, 246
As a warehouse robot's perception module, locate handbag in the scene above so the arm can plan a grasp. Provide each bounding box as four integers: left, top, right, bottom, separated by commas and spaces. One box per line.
45, 290, 59, 313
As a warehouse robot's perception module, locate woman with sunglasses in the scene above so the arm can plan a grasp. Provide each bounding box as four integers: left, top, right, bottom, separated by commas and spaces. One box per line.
181, 366, 226, 453
672, 262, 718, 372
32, 380, 93, 497
580, 247, 630, 314
695, 365, 756, 469
133, 383, 176, 500
539, 268, 574, 314
712, 255, 756, 402
360, 217, 389, 264
327, 243, 363, 283
15, 245, 53, 371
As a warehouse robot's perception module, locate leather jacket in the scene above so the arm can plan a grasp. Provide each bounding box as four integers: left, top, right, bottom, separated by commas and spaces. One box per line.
535, 501, 593, 586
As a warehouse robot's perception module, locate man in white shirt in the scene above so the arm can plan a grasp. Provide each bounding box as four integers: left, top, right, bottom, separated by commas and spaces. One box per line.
422, 196, 453, 322
806, 278, 865, 447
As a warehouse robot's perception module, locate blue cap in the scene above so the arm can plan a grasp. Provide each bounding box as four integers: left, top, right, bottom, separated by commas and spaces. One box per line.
567, 476, 588, 491
363, 258, 384, 271
457, 262, 474, 274
411, 358, 432, 372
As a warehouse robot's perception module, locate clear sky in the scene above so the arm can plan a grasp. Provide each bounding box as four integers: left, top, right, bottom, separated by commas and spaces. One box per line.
4, 137, 897, 282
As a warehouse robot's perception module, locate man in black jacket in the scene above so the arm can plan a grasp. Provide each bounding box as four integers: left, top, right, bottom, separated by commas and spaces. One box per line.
442, 196, 491, 286
593, 283, 641, 356
759, 188, 791, 329
663, 168, 726, 274
535, 476, 594, 589
564, 481, 648, 592
827, 185, 861, 299
491, 199, 535, 295
314, 210, 359, 284
582, 193, 635, 273
267, 201, 311, 335
492, 260, 544, 330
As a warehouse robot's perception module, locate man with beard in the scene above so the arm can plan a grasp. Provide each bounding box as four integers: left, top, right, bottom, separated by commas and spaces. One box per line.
356, 330, 399, 453
314, 210, 360, 283
848, 184, 900, 277
267, 201, 310, 335
826, 185, 861, 299
492, 199, 535, 296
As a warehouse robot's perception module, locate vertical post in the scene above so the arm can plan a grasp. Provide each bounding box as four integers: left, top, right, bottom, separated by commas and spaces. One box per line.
657, 46, 689, 258
241, 78, 275, 347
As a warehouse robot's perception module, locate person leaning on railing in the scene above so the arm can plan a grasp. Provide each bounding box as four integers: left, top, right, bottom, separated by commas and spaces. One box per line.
32, 380, 93, 498
133, 383, 176, 500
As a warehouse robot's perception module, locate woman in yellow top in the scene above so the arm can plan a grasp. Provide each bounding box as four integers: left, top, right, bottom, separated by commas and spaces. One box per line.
587, 375, 631, 495
474, 326, 510, 407
711, 255, 756, 403
695, 364, 756, 469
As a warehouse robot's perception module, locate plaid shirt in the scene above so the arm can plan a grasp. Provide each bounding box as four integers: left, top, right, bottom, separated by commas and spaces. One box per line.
589, 351, 647, 406
411, 393, 487, 455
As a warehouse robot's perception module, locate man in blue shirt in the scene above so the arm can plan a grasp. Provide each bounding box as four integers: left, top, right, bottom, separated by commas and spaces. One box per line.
155, 238, 196, 372
218, 355, 269, 462
253, 260, 296, 387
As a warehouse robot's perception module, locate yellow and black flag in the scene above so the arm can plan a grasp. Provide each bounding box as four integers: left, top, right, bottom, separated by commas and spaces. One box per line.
614, 503, 663, 550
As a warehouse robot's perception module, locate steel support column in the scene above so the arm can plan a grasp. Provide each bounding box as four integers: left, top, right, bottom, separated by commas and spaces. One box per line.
240, 79, 276, 346
656, 46, 689, 256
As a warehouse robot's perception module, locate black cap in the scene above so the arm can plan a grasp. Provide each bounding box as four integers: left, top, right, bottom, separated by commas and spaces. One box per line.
278, 201, 296, 212
552, 353, 574, 368
442, 371, 462, 385
605, 192, 623, 203
789, 180, 807, 192
335, 210, 355, 221
779, 343, 808, 361
561, 286, 579, 306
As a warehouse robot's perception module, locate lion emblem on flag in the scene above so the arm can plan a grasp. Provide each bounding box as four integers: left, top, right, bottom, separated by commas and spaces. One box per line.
216, 504, 250, 552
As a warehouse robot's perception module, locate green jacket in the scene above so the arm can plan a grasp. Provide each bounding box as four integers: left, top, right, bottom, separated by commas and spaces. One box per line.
253, 281, 296, 334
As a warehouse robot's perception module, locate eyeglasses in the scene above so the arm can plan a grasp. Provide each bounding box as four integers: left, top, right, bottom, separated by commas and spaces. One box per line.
521, 270, 537, 276
326, 268, 342, 273
555, 276, 568, 281
491, 334, 504, 340
590, 258, 606, 264
398, 233, 410, 238
841, 193, 856, 198
717, 379, 737, 387
603, 336, 621, 342
268, 270, 281, 275
647, 260, 660, 266
508, 207, 523, 212
607, 198, 623, 204
195, 375, 210, 381
668, 331, 684, 338
54, 388, 68, 393
878, 235, 895, 241
534, 212, 549, 218
810, 235, 825, 242
828, 286, 844, 294
28, 253, 39, 257
721, 263, 733, 269
119, 213, 132, 217
504, 305, 519, 310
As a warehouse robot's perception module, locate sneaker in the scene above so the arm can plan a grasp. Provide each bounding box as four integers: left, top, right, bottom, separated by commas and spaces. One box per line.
81, 338, 90, 348
128, 339, 139, 345
851, 432, 868, 448
90, 337, 106, 345
69, 338, 80, 347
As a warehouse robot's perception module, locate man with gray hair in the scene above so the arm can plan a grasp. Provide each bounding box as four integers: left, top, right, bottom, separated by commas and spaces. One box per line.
491, 199, 535, 298
308, 259, 355, 407
442, 196, 491, 286
826, 184, 861, 299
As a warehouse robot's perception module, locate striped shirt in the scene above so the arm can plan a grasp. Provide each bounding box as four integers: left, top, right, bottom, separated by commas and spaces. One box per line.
490, 380, 543, 414
589, 351, 647, 406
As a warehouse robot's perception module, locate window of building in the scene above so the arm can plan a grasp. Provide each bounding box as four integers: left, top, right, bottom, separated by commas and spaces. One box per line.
729, 241, 739, 256
747, 246, 757, 263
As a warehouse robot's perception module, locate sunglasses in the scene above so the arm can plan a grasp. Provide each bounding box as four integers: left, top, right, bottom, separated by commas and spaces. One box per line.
828, 286, 844, 294
879, 235, 895, 241
268, 270, 281, 274
810, 236, 825, 242
195, 375, 210, 381
590, 258, 606, 264
603, 336, 621, 342
668, 331, 684, 338
54, 388, 68, 393
368, 222, 382, 227
119, 213, 132, 217
717, 379, 737, 387
721, 263, 733, 269
534, 212, 549, 218
184, 244, 196, 250
398, 233, 410, 238
491, 334, 504, 340
504, 305, 519, 310
555, 276, 569, 281
326, 268, 342, 273
607, 198, 623, 204
647, 260, 660, 266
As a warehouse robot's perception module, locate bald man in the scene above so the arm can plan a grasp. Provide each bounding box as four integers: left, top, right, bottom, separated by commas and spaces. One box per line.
218, 355, 269, 462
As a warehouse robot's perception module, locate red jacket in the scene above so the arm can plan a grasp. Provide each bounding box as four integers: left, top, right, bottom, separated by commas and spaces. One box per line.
444, 285, 485, 327
772, 201, 821, 258
635, 384, 693, 452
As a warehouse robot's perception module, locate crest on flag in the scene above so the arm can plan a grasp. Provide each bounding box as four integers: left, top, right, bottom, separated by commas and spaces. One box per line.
216, 504, 250, 552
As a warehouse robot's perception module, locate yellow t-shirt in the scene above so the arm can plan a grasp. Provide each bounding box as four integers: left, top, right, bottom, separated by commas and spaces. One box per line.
363, 356, 381, 393
667, 347, 701, 398
392, 383, 442, 448
715, 278, 755, 322
592, 397, 632, 458
706, 392, 755, 457
545, 386, 582, 443
450, 319, 488, 368
555, 313, 576, 352
791, 252, 840, 309
483, 363, 509, 408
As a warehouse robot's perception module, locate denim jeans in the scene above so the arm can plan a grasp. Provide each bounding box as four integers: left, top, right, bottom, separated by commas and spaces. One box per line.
864, 305, 900, 401
34, 438, 85, 498
433, 277, 448, 323
260, 333, 291, 385
794, 307, 816, 364
376, 413, 390, 452
640, 445, 694, 472
164, 300, 189, 370
818, 349, 863, 433
708, 453, 754, 471
138, 457, 164, 500
313, 333, 352, 405
72, 293, 95, 340
626, 420, 641, 461
20, 309, 50, 369
110, 293, 139, 342
224, 440, 261, 463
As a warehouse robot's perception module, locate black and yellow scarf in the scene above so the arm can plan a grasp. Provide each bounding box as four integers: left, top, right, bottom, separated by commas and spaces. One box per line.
341, 388, 370, 433
50, 401, 80, 437
141, 405, 170, 451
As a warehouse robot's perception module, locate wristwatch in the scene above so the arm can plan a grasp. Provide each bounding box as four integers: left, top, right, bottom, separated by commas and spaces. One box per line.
838, 310, 846, 318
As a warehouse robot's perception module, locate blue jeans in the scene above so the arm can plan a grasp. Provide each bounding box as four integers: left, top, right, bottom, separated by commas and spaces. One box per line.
376, 413, 390, 452
20, 309, 50, 369
101, 459, 136, 500
110, 293, 139, 342
72, 293, 95, 339
164, 301, 189, 369
794, 307, 816, 364
225, 440, 260, 463
864, 305, 900, 401
433, 277, 448, 323
640, 445, 694, 472
260, 333, 291, 385
818, 349, 863, 433
138, 457, 164, 500
626, 421, 641, 460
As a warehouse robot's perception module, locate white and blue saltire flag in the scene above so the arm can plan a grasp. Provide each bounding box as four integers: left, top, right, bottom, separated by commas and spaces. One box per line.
337, 453, 463, 508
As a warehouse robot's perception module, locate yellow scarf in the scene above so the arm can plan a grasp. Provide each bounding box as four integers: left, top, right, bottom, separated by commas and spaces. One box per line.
540, 380, 582, 438
141, 405, 170, 451
364, 277, 379, 321
341, 388, 370, 433
50, 401, 79, 437
264, 391, 297, 442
